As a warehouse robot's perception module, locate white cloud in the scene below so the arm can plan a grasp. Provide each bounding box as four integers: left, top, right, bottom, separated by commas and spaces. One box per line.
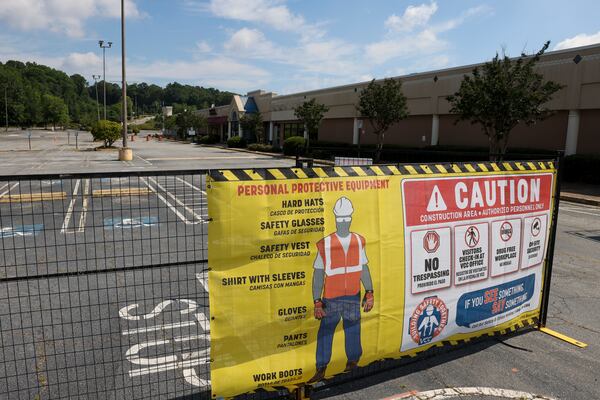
196, 41, 212, 53
223, 28, 277, 57
62, 52, 102, 72
127, 57, 270, 91
223, 28, 359, 77
366, 29, 446, 65
555, 31, 600, 50
0, 0, 142, 38
366, 3, 487, 65
186, 0, 322, 38
385, 2, 438, 33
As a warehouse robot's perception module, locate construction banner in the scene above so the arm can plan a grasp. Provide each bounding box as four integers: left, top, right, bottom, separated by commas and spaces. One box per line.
207, 162, 556, 398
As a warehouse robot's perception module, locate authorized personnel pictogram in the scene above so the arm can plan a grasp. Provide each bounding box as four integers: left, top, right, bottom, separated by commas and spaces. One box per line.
465, 226, 480, 248
500, 221, 513, 242
426, 185, 447, 212
423, 230, 440, 253
531, 217, 541, 237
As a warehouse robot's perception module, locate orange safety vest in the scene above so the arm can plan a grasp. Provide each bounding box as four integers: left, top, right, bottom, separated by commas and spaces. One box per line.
316, 233, 365, 299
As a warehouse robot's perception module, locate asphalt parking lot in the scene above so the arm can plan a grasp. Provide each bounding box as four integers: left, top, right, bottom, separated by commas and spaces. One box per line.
0, 129, 296, 400
0, 129, 598, 400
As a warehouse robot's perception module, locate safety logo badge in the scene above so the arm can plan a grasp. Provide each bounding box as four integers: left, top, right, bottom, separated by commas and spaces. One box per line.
409, 296, 449, 345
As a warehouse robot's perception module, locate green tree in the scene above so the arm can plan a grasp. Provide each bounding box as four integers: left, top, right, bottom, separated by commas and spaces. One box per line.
240, 112, 264, 143
42, 94, 69, 129
91, 119, 121, 147
294, 99, 328, 143
447, 41, 563, 161
174, 109, 206, 138
357, 78, 409, 163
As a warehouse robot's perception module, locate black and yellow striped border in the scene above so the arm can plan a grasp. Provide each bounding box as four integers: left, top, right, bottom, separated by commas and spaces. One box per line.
399, 316, 539, 359
209, 161, 555, 182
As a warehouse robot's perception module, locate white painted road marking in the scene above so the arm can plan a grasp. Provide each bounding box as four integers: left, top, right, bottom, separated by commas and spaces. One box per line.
121, 320, 197, 336
0, 182, 19, 198
148, 176, 204, 222
77, 179, 89, 232
383, 387, 557, 400
141, 177, 203, 224
175, 176, 207, 195
119, 298, 211, 387
60, 179, 81, 233
560, 203, 600, 217
196, 272, 209, 292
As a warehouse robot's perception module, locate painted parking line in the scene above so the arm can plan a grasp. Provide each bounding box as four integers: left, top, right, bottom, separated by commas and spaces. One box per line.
77, 179, 90, 232
175, 176, 207, 195
60, 179, 81, 233
141, 177, 205, 224
560, 204, 600, 217
0, 183, 20, 199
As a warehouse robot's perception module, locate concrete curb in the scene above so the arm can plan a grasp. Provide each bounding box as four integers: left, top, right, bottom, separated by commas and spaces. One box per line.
560, 193, 600, 207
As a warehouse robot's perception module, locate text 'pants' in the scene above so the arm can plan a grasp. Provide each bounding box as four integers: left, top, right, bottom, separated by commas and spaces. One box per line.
316, 294, 362, 369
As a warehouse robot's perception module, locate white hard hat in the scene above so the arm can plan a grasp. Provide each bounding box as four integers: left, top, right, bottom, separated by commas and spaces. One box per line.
333, 197, 354, 217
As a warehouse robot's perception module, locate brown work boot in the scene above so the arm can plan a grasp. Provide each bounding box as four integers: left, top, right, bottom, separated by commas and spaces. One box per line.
306, 367, 326, 384
344, 360, 358, 372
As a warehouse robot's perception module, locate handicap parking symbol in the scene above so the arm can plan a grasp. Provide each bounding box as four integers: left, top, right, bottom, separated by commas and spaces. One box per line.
104, 217, 158, 229
0, 224, 44, 238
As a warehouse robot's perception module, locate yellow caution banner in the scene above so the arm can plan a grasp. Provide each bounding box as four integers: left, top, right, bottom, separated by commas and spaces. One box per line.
207, 162, 556, 398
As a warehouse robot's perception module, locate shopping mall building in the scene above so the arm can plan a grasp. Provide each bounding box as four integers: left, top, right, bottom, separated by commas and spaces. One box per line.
197, 44, 600, 155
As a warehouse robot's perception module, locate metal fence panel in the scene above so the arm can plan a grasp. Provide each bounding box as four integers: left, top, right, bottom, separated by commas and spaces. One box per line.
0, 171, 210, 400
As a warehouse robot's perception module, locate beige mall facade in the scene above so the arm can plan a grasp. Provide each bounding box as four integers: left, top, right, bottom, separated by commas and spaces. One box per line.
197, 44, 600, 155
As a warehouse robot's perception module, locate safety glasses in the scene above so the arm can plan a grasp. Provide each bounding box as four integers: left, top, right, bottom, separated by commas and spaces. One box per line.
336, 217, 352, 222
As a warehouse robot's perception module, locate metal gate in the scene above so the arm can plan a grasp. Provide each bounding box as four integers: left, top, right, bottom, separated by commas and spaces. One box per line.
0, 171, 210, 400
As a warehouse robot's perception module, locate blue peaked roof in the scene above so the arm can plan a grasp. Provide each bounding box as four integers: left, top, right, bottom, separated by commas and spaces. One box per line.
243, 96, 259, 113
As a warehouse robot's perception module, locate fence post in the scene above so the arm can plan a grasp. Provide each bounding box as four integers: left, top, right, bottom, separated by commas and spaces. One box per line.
538, 150, 564, 328
292, 386, 309, 399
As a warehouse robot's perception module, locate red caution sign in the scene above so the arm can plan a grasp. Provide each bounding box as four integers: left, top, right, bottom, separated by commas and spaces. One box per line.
403, 174, 553, 227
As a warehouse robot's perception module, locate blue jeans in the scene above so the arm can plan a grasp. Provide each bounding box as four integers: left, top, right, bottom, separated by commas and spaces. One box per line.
316, 294, 362, 369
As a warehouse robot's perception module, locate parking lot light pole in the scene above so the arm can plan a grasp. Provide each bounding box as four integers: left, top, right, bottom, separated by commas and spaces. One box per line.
118, 0, 132, 161
98, 40, 112, 120
92, 75, 101, 121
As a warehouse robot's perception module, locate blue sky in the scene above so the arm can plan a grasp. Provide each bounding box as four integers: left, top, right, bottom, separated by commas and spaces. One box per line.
0, 0, 599, 94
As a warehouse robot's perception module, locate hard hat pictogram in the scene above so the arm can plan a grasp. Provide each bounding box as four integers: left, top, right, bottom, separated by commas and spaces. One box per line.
426, 185, 447, 212
333, 197, 354, 217
423, 230, 440, 253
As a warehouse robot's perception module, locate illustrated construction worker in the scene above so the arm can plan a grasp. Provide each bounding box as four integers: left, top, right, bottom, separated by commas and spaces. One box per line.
418, 304, 439, 339
307, 196, 374, 384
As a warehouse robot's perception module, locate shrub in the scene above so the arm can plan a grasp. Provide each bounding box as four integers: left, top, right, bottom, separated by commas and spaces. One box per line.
227, 136, 247, 148
247, 143, 280, 153
91, 120, 121, 147
197, 134, 220, 144
283, 136, 306, 156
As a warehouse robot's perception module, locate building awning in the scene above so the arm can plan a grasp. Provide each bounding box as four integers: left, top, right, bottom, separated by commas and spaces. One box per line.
208, 116, 228, 124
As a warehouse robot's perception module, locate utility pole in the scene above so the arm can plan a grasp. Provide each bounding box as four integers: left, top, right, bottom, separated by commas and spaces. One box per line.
118, 0, 132, 161
92, 75, 101, 121
121, 0, 128, 148
98, 40, 112, 120
4, 86, 8, 132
